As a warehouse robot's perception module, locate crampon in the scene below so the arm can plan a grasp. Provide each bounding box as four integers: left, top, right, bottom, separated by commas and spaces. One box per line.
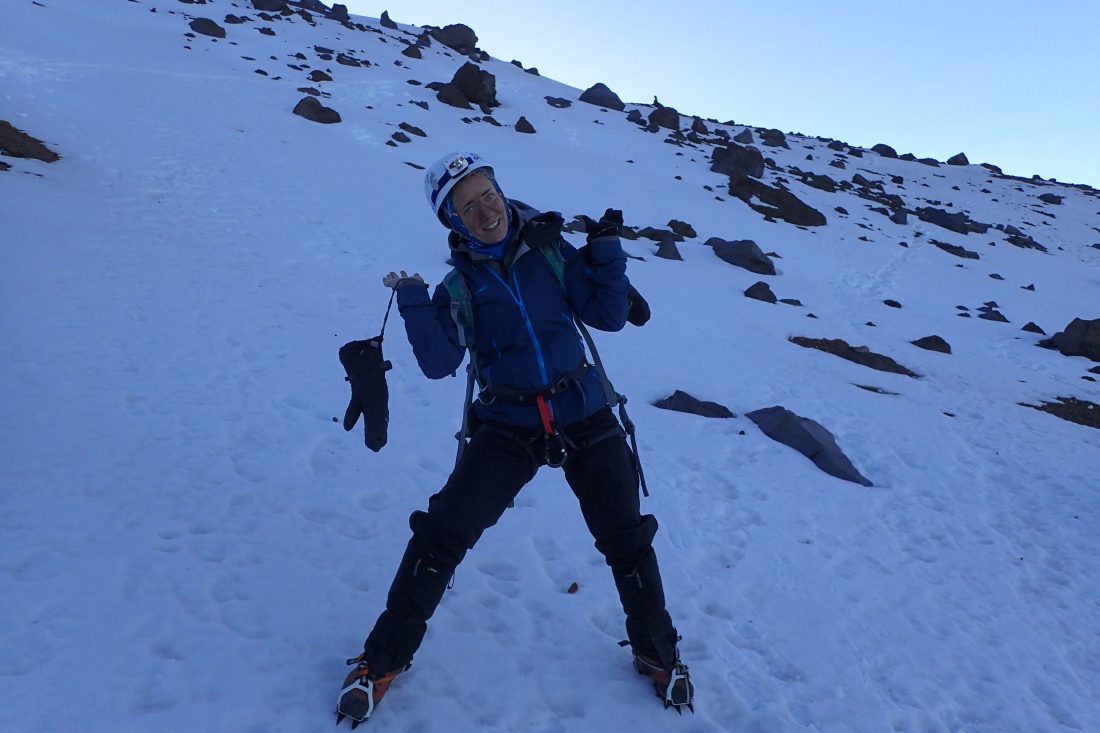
335, 653, 406, 728
633, 652, 694, 713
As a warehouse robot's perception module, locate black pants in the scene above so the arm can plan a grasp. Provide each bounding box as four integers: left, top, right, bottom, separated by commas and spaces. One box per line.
363, 407, 680, 676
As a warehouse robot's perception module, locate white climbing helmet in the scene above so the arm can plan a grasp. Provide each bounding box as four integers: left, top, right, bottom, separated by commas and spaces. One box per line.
424, 151, 494, 225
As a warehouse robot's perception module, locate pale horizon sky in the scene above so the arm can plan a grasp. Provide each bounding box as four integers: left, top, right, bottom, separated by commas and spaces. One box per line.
341, 1, 1100, 190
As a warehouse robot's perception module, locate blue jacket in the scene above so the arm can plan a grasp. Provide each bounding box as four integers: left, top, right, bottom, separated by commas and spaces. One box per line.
396, 201, 629, 429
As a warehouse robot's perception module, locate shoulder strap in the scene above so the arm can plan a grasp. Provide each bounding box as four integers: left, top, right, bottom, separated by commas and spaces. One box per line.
442, 268, 473, 349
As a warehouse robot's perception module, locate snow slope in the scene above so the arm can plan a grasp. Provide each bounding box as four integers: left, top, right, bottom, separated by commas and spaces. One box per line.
2, 2, 1098, 731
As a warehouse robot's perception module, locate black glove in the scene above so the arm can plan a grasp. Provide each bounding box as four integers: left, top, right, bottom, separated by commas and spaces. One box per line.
339, 337, 392, 452
577, 210, 621, 243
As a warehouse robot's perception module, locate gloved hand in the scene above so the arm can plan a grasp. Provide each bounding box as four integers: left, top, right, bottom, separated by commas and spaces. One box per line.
339, 337, 392, 452
382, 270, 425, 289
577, 234, 651, 327
576, 208, 623, 243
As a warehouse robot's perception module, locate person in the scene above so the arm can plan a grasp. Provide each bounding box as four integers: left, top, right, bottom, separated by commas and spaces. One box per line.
337, 151, 692, 724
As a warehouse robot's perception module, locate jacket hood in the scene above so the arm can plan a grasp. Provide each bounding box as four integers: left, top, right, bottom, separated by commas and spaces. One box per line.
447, 199, 541, 264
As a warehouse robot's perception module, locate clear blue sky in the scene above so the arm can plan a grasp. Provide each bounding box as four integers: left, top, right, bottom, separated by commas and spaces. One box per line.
343, 1, 1100, 189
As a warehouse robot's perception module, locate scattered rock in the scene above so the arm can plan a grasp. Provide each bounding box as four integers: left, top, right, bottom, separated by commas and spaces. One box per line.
667, 219, 696, 238
430, 23, 478, 55
911, 335, 951, 353
760, 129, 788, 148
434, 83, 471, 109
654, 390, 735, 418
947, 152, 970, 166
710, 238, 776, 275
710, 143, 764, 182
872, 143, 898, 158
380, 10, 397, 29
0, 120, 60, 162
327, 4, 349, 22
932, 240, 980, 260
307, 70, 332, 82
292, 96, 341, 123
733, 128, 754, 144
746, 406, 873, 486
648, 106, 680, 130
655, 238, 683, 261
744, 281, 778, 303
691, 117, 708, 135
1022, 322, 1046, 335
251, 0, 286, 11
883, 299, 902, 308
1021, 396, 1100, 429
515, 116, 535, 133
578, 83, 625, 111
729, 178, 827, 227
1038, 193, 1063, 205
398, 122, 426, 137
790, 336, 918, 377
451, 62, 498, 108
189, 17, 226, 38
401, 44, 421, 59
544, 96, 571, 109
1041, 318, 1100, 361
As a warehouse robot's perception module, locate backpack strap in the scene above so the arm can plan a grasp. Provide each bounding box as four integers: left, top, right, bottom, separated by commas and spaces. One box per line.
442, 268, 473, 350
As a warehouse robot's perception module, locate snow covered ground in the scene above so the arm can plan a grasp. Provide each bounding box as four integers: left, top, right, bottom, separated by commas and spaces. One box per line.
2, 2, 1098, 731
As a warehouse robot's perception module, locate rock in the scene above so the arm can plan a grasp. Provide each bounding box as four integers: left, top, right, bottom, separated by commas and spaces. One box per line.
1043, 318, 1100, 361
1021, 396, 1100, 429
515, 116, 536, 133
430, 23, 479, 55
189, 18, 226, 37
434, 83, 472, 109
653, 390, 735, 418
789, 336, 918, 377
932, 241, 980, 260
911, 335, 951, 353
327, 3, 349, 22
746, 406, 873, 486
451, 62, 498, 108
667, 219, 696, 238
1038, 193, 1063, 205
401, 44, 421, 59
655, 238, 683, 260
292, 96, 341, 123
761, 129, 788, 148
648, 106, 680, 130
872, 143, 898, 158
733, 128, 754, 144
710, 142, 764, 181
307, 70, 332, 82
710, 238, 776, 275
626, 109, 644, 125
544, 96, 572, 109
380, 10, 397, 28
947, 152, 969, 165
916, 206, 972, 234
578, 83, 625, 111
0, 120, 60, 162
691, 117, 709, 134
890, 209, 908, 225
1022, 322, 1046, 335
744, 281, 778, 303
729, 178, 827, 227
251, 0, 286, 10
883, 299, 902, 308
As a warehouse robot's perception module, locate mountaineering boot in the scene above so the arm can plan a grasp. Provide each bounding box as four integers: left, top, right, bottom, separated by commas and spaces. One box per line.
336, 652, 407, 727
633, 649, 694, 712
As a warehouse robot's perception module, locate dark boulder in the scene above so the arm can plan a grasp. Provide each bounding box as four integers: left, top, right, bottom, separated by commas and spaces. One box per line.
947, 152, 969, 166
744, 281, 777, 303
293, 96, 341, 123
401, 44, 422, 59
655, 238, 683, 260
729, 178, 827, 227
789, 336, 918, 377
1022, 322, 1046, 335
691, 117, 709, 134
746, 406, 873, 486
380, 10, 397, 29
760, 129, 788, 148
189, 18, 226, 37
1042, 318, 1100, 362
0, 120, 60, 162
932, 241, 979, 260
307, 69, 332, 82
648, 106, 680, 130
916, 206, 971, 234
452, 62, 498, 108
733, 128, 754, 144
515, 116, 536, 133
667, 219, 696, 238
911, 335, 951, 354
578, 83, 625, 111
251, 0, 287, 10
710, 238, 776, 275
1038, 193, 1063, 205
430, 23, 478, 55
545, 96, 572, 109
654, 390, 735, 418
872, 143, 898, 158
710, 142, 764, 181
327, 3, 349, 22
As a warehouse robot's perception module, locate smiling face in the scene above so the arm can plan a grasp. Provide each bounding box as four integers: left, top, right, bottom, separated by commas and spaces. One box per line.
450, 171, 508, 244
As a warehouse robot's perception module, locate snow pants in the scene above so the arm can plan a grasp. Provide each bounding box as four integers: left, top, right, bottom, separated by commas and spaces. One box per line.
363, 407, 680, 676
